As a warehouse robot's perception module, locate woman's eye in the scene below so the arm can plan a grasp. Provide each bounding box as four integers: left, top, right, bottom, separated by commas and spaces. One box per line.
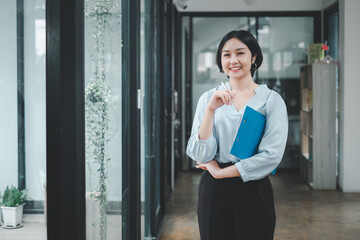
237, 52, 244, 55
223, 54, 230, 57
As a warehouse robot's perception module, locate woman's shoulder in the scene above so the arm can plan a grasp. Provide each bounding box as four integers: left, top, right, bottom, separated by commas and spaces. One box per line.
267, 89, 285, 105
265, 88, 287, 113
253, 84, 283, 106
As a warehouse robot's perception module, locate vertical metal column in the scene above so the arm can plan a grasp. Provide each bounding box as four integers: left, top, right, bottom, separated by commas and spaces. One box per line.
122, 0, 141, 239
46, 0, 85, 239
17, 0, 25, 192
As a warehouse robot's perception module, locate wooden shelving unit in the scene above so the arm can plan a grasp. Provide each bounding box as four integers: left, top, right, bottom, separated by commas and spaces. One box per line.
299, 62, 337, 189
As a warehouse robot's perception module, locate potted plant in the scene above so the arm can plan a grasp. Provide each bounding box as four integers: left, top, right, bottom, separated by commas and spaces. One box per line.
1, 186, 28, 228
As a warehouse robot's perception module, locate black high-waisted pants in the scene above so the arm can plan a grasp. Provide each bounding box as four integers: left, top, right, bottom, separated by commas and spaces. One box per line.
197, 162, 276, 240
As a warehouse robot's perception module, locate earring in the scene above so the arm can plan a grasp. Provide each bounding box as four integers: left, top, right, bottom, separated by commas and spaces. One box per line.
251, 63, 257, 70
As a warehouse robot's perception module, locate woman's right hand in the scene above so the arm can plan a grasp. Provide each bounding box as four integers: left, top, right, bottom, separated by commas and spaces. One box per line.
207, 89, 236, 111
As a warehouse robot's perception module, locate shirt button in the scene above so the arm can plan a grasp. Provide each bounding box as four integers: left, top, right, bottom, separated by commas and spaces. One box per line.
237, 138, 239, 141
243, 120, 246, 122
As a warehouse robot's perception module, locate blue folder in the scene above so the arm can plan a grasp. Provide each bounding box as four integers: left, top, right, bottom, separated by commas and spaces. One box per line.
230, 106, 276, 175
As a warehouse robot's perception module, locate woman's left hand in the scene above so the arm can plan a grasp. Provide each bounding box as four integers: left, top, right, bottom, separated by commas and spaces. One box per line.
196, 160, 223, 179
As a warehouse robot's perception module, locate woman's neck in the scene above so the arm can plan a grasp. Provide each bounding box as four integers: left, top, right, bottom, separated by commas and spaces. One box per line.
229, 76, 258, 92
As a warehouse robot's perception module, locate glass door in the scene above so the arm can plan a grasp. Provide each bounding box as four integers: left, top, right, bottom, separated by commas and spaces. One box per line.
84, 0, 122, 239
257, 16, 314, 169
141, 0, 171, 238
46, 0, 141, 239
0, 0, 46, 238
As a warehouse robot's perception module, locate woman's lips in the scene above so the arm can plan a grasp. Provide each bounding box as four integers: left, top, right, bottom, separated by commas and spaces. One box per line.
229, 67, 241, 72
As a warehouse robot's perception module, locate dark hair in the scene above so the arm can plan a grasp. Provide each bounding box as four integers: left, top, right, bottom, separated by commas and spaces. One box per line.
216, 30, 263, 77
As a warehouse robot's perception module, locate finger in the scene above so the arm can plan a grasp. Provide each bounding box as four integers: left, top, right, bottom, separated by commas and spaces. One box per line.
223, 92, 231, 104
196, 165, 206, 170
220, 95, 228, 105
224, 89, 235, 99
225, 92, 232, 104
213, 90, 226, 104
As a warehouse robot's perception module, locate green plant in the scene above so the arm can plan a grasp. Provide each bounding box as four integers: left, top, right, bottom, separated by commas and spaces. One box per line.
84, 1, 120, 239
1, 186, 28, 207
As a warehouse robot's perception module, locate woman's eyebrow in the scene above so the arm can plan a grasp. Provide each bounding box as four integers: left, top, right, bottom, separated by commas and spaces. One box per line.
222, 48, 246, 52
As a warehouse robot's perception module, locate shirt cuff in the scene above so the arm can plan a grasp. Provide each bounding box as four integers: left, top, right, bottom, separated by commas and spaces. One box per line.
235, 161, 250, 182
194, 132, 216, 146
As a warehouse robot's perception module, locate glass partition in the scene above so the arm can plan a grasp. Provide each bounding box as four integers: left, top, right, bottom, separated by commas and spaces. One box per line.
326, 10, 338, 61
141, 0, 165, 238
84, 0, 122, 239
0, 0, 46, 238
257, 16, 313, 169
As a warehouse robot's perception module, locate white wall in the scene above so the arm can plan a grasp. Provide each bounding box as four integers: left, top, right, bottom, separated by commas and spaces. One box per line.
177, 0, 322, 12
338, 0, 360, 192
0, 0, 18, 194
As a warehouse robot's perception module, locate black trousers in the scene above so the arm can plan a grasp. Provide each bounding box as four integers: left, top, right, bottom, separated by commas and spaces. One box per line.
197, 163, 276, 240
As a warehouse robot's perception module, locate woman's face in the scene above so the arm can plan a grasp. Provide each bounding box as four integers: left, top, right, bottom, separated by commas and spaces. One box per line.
221, 38, 256, 80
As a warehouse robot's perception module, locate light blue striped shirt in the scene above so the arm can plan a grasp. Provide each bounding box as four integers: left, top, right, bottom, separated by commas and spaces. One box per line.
186, 82, 288, 182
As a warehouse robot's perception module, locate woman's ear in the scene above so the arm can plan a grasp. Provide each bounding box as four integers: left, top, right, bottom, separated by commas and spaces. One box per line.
252, 54, 257, 64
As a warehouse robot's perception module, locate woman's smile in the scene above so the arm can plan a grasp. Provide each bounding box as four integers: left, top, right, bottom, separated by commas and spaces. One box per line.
229, 66, 242, 72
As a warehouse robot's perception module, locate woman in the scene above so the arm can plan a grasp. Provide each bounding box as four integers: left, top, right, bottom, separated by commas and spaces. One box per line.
186, 30, 288, 240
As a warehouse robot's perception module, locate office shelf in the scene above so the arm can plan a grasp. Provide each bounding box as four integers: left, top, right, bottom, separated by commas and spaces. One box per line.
299, 62, 337, 189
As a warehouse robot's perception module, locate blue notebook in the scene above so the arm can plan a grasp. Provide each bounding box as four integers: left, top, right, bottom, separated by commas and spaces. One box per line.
230, 106, 276, 175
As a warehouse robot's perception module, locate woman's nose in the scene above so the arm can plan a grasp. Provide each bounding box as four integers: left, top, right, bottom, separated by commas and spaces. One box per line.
230, 54, 238, 63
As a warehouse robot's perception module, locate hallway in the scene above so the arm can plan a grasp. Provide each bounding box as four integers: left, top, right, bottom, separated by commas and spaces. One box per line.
159, 171, 360, 240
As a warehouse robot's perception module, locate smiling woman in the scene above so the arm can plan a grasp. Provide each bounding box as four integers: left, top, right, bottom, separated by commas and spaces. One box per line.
186, 30, 288, 240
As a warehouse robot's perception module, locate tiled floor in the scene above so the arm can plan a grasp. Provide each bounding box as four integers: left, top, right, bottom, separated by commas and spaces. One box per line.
0, 214, 46, 240
159, 171, 360, 240
0, 214, 123, 240
1, 172, 359, 239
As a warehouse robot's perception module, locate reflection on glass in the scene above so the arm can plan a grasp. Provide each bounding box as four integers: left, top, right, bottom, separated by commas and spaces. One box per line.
0, 0, 46, 238
257, 17, 313, 81
140, 1, 145, 238
84, 0, 122, 239
327, 11, 338, 61
257, 16, 313, 169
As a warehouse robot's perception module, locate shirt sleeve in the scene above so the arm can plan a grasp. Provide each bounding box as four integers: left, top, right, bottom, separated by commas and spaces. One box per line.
235, 92, 288, 182
186, 92, 218, 163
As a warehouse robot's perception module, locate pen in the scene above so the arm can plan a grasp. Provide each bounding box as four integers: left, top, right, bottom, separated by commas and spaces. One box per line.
221, 81, 228, 90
